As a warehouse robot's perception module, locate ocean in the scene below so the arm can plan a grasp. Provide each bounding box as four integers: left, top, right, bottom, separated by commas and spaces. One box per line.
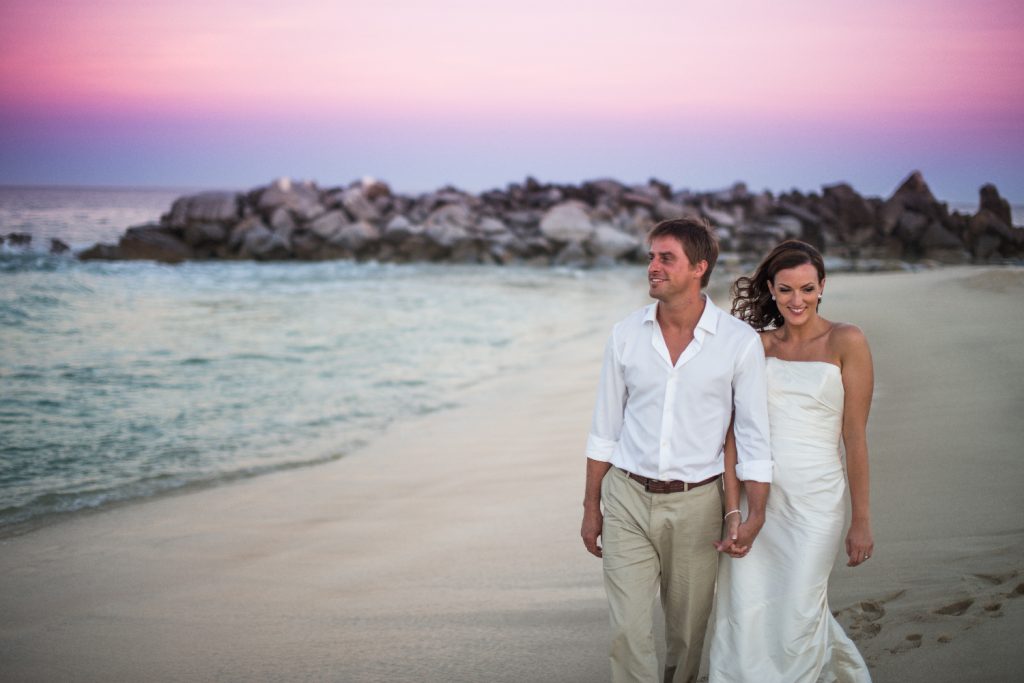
0, 186, 643, 533
2, 186, 1020, 534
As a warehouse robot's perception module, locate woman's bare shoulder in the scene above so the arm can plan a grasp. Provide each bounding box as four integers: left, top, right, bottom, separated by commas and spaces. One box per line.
828, 322, 871, 360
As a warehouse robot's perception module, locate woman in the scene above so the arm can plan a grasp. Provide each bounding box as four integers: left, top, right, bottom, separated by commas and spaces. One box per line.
709, 240, 874, 682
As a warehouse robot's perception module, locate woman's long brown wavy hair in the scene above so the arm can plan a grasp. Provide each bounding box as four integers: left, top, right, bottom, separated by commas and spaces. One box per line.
731, 240, 826, 331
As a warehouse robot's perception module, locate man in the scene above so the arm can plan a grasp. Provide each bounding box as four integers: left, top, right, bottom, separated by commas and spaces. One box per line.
581, 218, 772, 683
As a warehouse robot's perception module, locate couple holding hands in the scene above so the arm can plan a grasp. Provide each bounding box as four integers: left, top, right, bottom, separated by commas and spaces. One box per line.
582, 218, 874, 682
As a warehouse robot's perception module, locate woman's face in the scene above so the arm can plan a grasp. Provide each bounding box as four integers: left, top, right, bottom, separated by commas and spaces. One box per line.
768, 263, 823, 326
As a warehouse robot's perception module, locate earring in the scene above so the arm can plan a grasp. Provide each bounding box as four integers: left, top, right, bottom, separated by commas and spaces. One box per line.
818, 294, 823, 302
771, 295, 776, 301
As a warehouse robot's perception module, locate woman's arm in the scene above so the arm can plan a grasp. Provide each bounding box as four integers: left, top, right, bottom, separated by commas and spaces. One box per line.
837, 324, 875, 567
714, 415, 746, 556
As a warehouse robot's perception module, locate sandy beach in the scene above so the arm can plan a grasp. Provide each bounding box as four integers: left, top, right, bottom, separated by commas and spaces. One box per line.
2, 265, 1022, 682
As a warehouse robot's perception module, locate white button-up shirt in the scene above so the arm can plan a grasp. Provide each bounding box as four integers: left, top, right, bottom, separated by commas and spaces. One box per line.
586, 296, 772, 483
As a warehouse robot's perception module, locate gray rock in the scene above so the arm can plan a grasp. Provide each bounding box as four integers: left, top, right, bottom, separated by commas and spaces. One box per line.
167, 192, 240, 228
920, 222, 968, 262
554, 241, 590, 267
424, 204, 474, 249
228, 215, 267, 252
268, 206, 298, 240
118, 224, 194, 263
979, 183, 1012, 226
183, 222, 227, 247
589, 224, 641, 259
257, 178, 324, 221
702, 206, 737, 229
241, 223, 291, 260
540, 201, 594, 243
331, 186, 381, 222
776, 201, 821, 227
383, 215, 422, 243
655, 200, 699, 222
290, 231, 327, 260
330, 221, 380, 253
307, 210, 349, 240
895, 212, 930, 243
77, 243, 121, 260
50, 238, 71, 254
477, 216, 509, 235
5, 232, 31, 246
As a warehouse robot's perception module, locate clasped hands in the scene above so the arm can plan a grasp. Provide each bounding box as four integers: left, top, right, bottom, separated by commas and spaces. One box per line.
714, 512, 764, 558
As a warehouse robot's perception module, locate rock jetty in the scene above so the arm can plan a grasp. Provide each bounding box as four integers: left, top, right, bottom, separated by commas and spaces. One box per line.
77, 172, 1022, 267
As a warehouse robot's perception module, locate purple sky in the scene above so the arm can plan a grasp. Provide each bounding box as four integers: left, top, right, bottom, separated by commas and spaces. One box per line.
1, 1, 1022, 203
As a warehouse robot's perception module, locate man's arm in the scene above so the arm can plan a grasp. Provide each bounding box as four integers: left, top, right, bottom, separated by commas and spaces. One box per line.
731, 336, 772, 550
581, 333, 625, 558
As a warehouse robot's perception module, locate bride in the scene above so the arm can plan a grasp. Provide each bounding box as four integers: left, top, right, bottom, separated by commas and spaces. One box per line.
709, 240, 874, 682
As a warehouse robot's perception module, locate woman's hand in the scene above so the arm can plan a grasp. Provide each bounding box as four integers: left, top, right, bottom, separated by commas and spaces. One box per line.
714, 511, 748, 558
845, 519, 874, 566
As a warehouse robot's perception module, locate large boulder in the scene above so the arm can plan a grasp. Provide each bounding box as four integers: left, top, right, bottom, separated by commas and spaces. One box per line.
967, 210, 1021, 260
183, 222, 228, 247
77, 243, 121, 260
118, 224, 194, 263
382, 215, 422, 243
240, 222, 291, 260
821, 183, 875, 242
307, 210, 349, 240
539, 201, 594, 243
328, 186, 381, 222
330, 221, 380, 254
257, 178, 324, 222
978, 183, 1013, 227
919, 221, 968, 262
166, 192, 240, 228
589, 224, 641, 259
227, 215, 264, 252
268, 206, 298, 240
5, 232, 32, 246
424, 204, 474, 251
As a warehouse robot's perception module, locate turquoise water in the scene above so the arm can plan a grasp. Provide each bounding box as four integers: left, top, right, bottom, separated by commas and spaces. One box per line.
0, 187, 641, 531
1, 186, 1019, 533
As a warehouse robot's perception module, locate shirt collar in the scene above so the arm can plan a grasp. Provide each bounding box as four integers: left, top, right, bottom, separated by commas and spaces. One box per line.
644, 295, 722, 334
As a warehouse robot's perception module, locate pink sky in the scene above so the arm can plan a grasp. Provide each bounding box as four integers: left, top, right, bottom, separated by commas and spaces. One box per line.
1, 0, 1022, 201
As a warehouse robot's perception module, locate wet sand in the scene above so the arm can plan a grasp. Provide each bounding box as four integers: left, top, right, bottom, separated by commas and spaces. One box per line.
1, 266, 1022, 682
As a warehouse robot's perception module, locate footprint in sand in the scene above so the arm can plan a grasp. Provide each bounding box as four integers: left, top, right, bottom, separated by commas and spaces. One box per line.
972, 571, 1017, 585
937, 634, 952, 644
859, 600, 885, 621
983, 602, 1002, 616
1008, 582, 1024, 599
890, 633, 922, 655
933, 599, 974, 616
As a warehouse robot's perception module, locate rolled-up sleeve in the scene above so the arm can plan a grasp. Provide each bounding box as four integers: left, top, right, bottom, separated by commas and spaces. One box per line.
585, 333, 625, 461
732, 336, 773, 482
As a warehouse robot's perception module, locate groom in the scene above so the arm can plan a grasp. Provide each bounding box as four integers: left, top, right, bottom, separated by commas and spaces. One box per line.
581, 218, 772, 683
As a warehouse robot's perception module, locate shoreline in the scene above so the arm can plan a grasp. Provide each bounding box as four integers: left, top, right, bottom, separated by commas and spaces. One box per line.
2, 266, 1022, 681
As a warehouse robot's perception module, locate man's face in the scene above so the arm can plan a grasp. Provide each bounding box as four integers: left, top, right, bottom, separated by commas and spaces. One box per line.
647, 235, 704, 301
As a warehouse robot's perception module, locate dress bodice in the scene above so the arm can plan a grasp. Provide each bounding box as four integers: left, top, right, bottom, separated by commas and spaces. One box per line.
766, 358, 845, 459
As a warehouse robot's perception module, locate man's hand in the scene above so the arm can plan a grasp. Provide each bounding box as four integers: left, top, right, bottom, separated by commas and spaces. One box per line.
581, 506, 603, 558
733, 513, 764, 554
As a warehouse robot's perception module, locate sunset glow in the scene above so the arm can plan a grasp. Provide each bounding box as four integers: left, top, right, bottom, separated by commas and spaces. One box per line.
1, 0, 1022, 200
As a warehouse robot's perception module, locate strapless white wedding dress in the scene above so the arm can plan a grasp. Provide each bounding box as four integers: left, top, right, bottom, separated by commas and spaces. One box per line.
708, 358, 871, 682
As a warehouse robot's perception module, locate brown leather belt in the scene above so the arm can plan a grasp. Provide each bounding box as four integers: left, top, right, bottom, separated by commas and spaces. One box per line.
621, 468, 720, 494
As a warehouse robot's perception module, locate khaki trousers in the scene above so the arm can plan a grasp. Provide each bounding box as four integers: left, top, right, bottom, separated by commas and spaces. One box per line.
601, 467, 723, 683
